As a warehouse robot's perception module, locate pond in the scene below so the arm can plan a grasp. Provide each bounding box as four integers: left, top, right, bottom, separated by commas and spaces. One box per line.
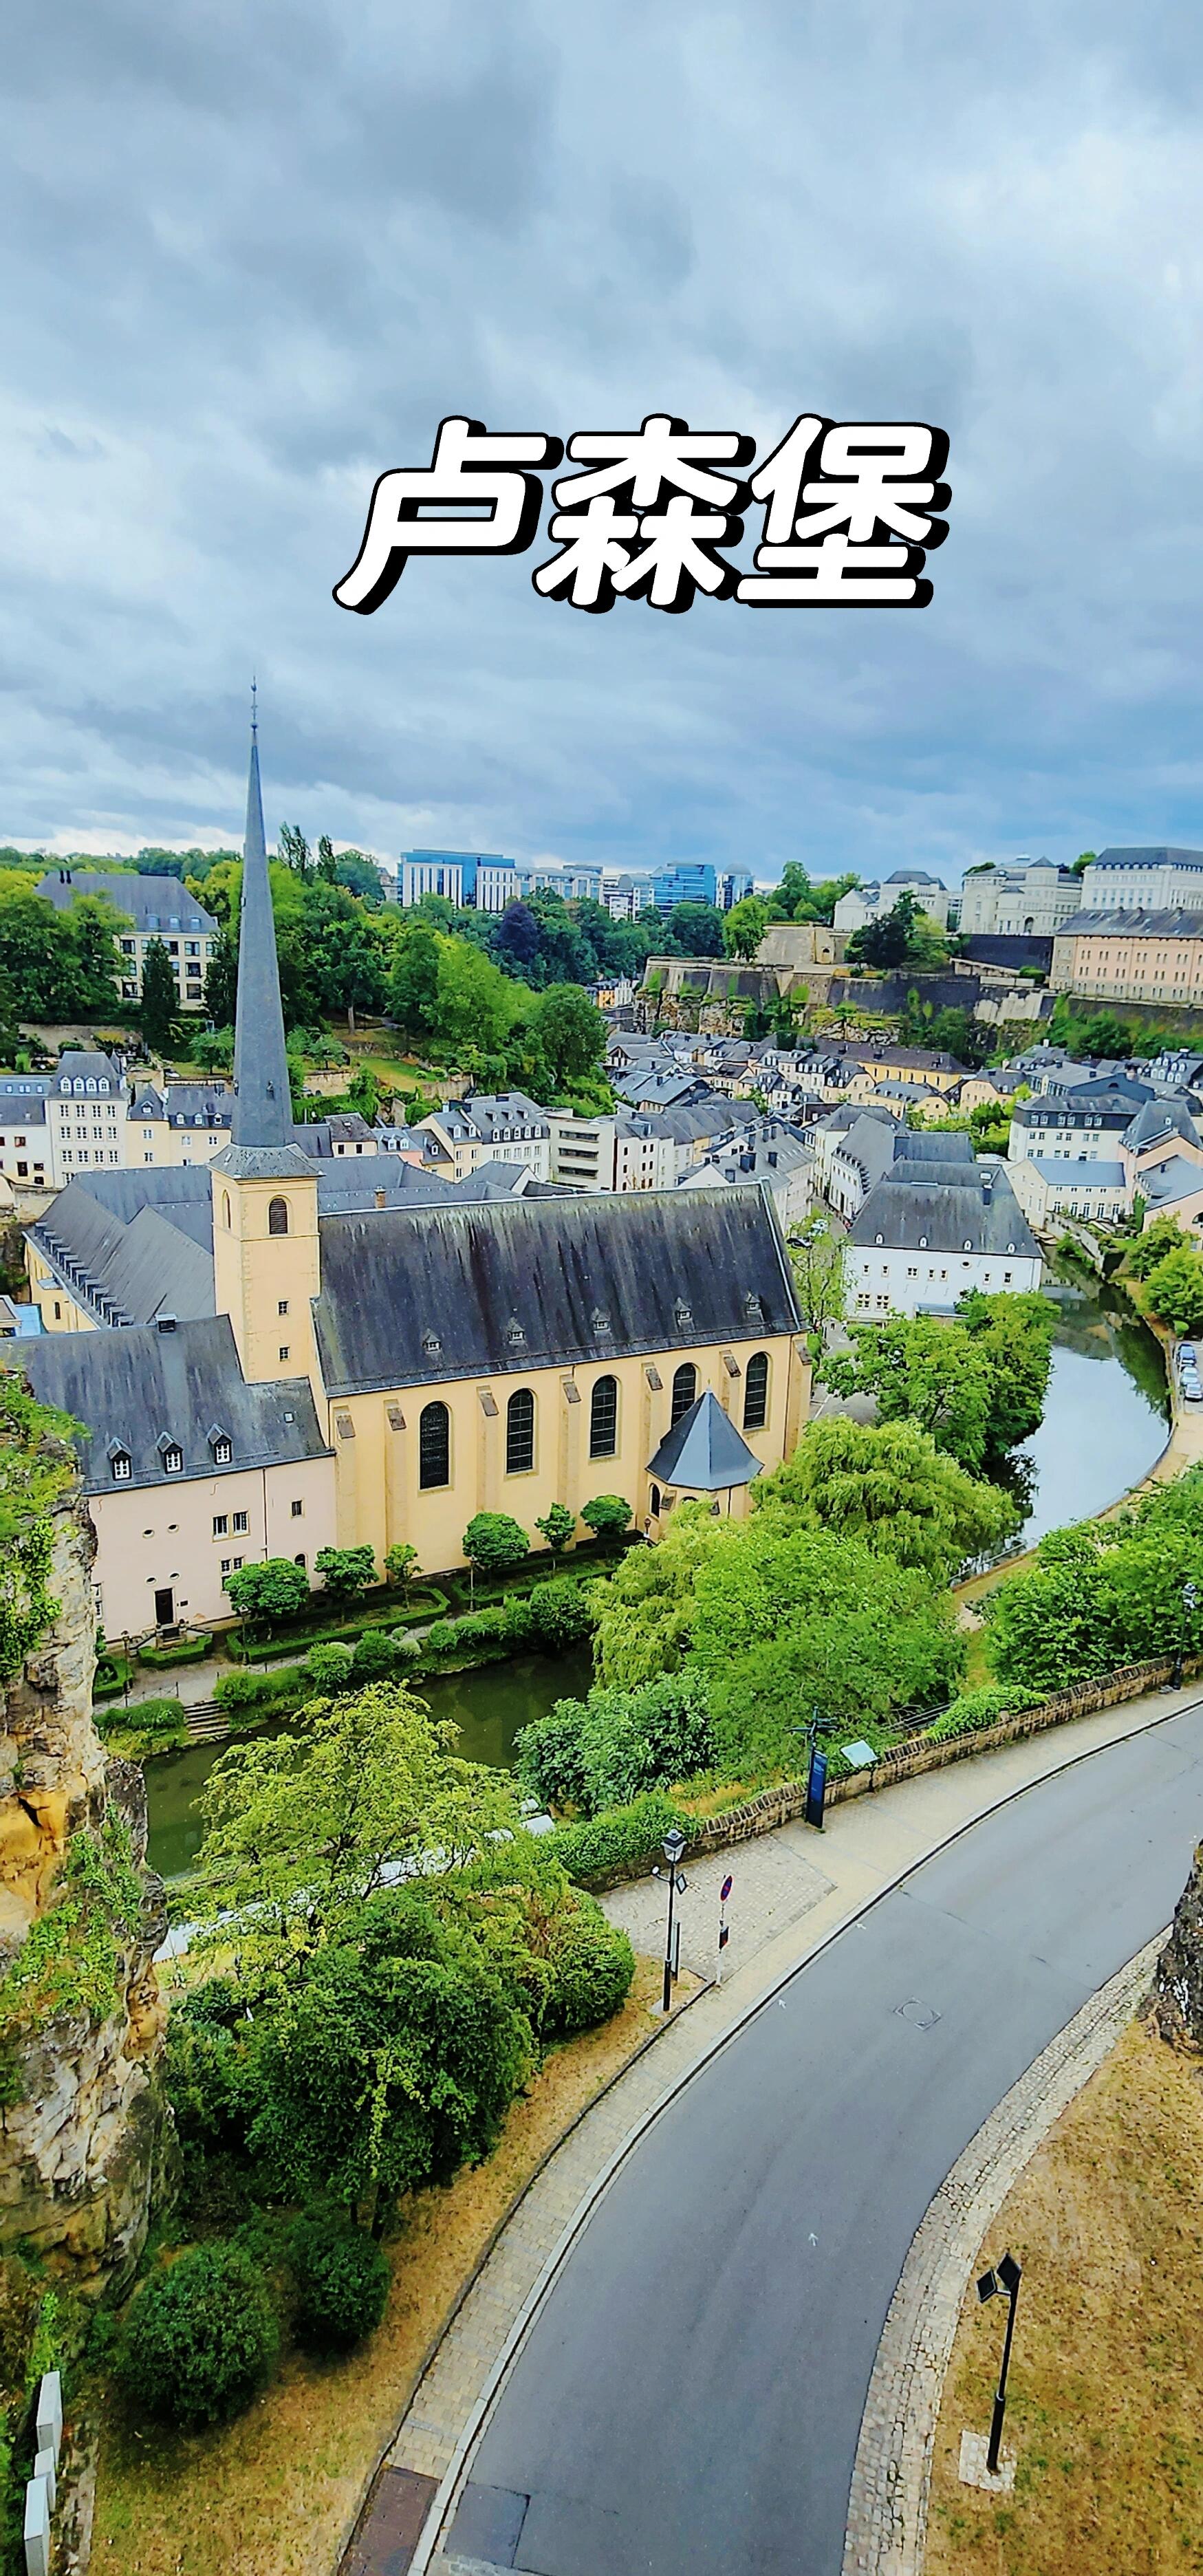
1010, 1273, 1169, 1546
144, 1641, 594, 1884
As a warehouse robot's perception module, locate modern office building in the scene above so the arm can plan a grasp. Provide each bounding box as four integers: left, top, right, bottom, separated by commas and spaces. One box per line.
650, 863, 718, 913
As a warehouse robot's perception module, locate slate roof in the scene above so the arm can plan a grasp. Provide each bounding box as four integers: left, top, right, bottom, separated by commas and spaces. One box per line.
1056, 907, 1203, 938
647, 1389, 763, 1491
610, 1068, 712, 1109
1091, 847, 1203, 870
1025, 1158, 1127, 1191
894, 1130, 976, 1164
313, 1184, 799, 1396
30, 1180, 216, 1325
221, 728, 310, 1168
36, 872, 217, 934
849, 1172, 1039, 1259
1123, 1099, 1200, 1151
7, 1315, 329, 1494
1140, 1156, 1203, 1209
0, 1091, 47, 1128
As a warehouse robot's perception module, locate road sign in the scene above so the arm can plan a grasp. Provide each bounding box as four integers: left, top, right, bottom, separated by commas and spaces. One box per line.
720, 1874, 733, 1903
805, 1746, 827, 1830
718, 1923, 730, 1951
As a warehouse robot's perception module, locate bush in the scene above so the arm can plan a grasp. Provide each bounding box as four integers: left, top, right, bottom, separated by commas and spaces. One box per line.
503, 1577, 595, 1654
93, 1654, 131, 1702
225, 1557, 312, 1627
350, 1627, 402, 1682
138, 1634, 209, 1669
117, 2242, 279, 2428
543, 1892, 636, 2037
422, 1620, 459, 1657
315, 1544, 377, 1604
96, 1693, 185, 1743
518, 1671, 712, 1815
581, 1495, 633, 1545
303, 1641, 355, 1691
214, 1667, 295, 1712
290, 2217, 390, 2353
925, 1684, 1043, 1742
546, 1790, 691, 1889
464, 1511, 530, 1579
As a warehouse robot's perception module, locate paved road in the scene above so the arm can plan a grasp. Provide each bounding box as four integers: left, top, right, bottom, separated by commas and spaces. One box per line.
450, 1702, 1203, 2576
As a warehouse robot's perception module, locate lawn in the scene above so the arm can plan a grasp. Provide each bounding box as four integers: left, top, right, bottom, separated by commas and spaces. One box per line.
90, 1953, 684, 2576
924, 2011, 1203, 2576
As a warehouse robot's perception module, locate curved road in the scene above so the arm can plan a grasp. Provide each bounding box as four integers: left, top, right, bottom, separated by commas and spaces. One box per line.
446, 1702, 1203, 2576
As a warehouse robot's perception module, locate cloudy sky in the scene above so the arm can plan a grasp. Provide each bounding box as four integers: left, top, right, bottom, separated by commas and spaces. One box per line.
4, 1, 1203, 885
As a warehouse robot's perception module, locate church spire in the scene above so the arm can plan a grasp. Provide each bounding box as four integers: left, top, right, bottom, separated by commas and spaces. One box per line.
231, 707, 293, 1152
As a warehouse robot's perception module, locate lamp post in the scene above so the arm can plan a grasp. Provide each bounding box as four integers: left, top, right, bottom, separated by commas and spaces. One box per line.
652, 1824, 688, 2014
1173, 1581, 1199, 1690
977, 2250, 1023, 2475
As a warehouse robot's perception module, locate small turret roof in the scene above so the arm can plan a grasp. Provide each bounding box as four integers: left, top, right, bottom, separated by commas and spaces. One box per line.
647, 1389, 763, 1492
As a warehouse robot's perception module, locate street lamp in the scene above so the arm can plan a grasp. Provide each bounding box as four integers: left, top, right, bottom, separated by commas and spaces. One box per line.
652, 1824, 689, 2014
1174, 1581, 1199, 1690
977, 2250, 1023, 2475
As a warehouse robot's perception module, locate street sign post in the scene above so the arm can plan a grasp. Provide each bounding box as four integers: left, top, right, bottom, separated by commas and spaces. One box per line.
717, 1874, 733, 1979
805, 1745, 827, 1830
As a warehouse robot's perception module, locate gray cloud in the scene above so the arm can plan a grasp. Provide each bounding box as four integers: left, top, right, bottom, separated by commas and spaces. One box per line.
1, 0, 1202, 880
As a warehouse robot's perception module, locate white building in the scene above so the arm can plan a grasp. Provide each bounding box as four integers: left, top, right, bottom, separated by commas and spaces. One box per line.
36, 869, 218, 1011
833, 870, 951, 935
398, 853, 464, 907
957, 858, 1080, 938
474, 859, 520, 913
1079, 848, 1203, 912
846, 1165, 1042, 1316
600, 872, 653, 920
1008, 1158, 1130, 1231
418, 1092, 552, 1182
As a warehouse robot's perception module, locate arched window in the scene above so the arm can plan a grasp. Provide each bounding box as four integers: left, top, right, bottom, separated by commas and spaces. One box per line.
743, 1351, 770, 1433
506, 1387, 535, 1475
419, 1400, 451, 1489
590, 1374, 618, 1459
222, 1191, 231, 1229
268, 1196, 289, 1235
671, 1362, 697, 1425
650, 1483, 661, 1518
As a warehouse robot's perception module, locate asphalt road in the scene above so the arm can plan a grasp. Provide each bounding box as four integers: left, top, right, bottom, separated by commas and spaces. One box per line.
451, 1701, 1203, 2576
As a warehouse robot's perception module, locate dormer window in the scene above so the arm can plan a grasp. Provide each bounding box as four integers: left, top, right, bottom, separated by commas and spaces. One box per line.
506, 1314, 526, 1347
918, 1235, 927, 1249
591, 1306, 612, 1337
85, 1079, 96, 1094
674, 1297, 693, 1332
109, 1447, 131, 1482
422, 1328, 442, 1359
208, 1425, 232, 1465
158, 1436, 184, 1475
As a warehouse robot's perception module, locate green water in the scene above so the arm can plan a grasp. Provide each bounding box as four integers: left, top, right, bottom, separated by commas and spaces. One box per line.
144, 1642, 594, 1883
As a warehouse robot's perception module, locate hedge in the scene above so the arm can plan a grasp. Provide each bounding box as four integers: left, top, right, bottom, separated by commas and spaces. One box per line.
543, 1791, 692, 1890
224, 1590, 449, 1662
138, 1634, 210, 1670
94, 1653, 133, 1702
214, 1667, 305, 1712
96, 1694, 188, 1749
924, 1683, 1041, 1744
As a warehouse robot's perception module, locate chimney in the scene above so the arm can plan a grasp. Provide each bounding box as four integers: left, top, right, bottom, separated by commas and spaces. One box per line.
374, 1186, 387, 1209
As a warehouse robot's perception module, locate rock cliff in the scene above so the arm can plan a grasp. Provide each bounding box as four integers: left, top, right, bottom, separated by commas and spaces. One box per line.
0, 1486, 173, 2294
1152, 1839, 1203, 2053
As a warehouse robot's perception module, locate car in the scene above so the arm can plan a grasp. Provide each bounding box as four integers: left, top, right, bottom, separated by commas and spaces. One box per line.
1180, 1344, 1197, 1363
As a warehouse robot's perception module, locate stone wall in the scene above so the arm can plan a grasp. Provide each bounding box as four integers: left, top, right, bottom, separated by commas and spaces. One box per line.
1151, 1842, 1203, 2050
0, 1486, 173, 2295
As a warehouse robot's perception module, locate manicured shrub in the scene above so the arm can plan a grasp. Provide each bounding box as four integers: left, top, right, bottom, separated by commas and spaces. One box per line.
543, 1892, 636, 2037
290, 2216, 390, 2353
116, 2242, 279, 2427
926, 1683, 1042, 1742
138, 1634, 209, 1669
517, 1673, 711, 1816
303, 1640, 355, 1691
422, 1620, 458, 1657
97, 1693, 184, 1741
215, 1667, 290, 1711
503, 1577, 595, 1654
580, 1494, 633, 1546
463, 1512, 530, 1579
350, 1627, 401, 1682
225, 1558, 311, 1627
546, 1791, 691, 1889
315, 1544, 377, 1605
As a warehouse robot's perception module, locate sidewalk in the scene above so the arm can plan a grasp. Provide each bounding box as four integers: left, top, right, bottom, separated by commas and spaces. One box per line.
343, 1670, 1203, 2576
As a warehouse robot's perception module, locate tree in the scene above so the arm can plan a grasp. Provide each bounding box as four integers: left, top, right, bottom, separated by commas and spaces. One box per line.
315, 1544, 377, 1603
535, 1503, 576, 1559
224, 1557, 311, 1630
755, 1418, 1019, 1579
384, 1541, 420, 1599
203, 929, 238, 1026
1070, 850, 1097, 876
788, 1216, 846, 1341
517, 1673, 713, 1817
1127, 1217, 1189, 1279
530, 984, 607, 1092
823, 1317, 995, 1471
348, 1065, 380, 1121
956, 1290, 1057, 1453
689, 1519, 963, 1772
723, 896, 769, 960
669, 901, 726, 957
193, 1684, 523, 1958
590, 1500, 725, 1687
1144, 1247, 1203, 1337
388, 927, 441, 1043
117, 2243, 279, 2429
140, 938, 179, 1054
277, 822, 312, 878
492, 900, 541, 973
435, 941, 517, 1056
580, 1494, 633, 1547
316, 833, 339, 883
462, 1513, 529, 1582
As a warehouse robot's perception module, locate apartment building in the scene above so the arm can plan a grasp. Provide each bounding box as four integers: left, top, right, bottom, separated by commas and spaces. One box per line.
957, 858, 1080, 938
1079, 849, 1203, 911
832, 869, 951, 933
1050, 910, 1203, 1005
37, 869, 217, 1010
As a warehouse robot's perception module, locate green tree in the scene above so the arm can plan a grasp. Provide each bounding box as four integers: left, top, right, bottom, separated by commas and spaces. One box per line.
224, 1558, 311, 1630
788, 1215, 846, 1340
193, 1685, 522, 1960
535, 1503, 576, 1559
527, 983, 607, 1094
755, 1418, 1019, 1578
140, 938, 179, 1054
316, 833, 339, 883
384, 1541, 420, 1598
388, 927, 441, 1043
580, 1493, 633, 1547
1144, 1247, 1203, 1336
723, 895, 770, 960
516, 1672, 712, 1817
118, 2243, 279, 2429
956, 1290, 1057, 1453
1126, 1217, 1189, 1279
203, 929, 238, 1026
435, 942, 517, 1056
823, 1316, 995, 1471
690, 1519, 963, 1771
590, 1500, 725, 1688
669, 901, 726, 957
847, 892, 917, 969
315, 1544, 377, 1603
462, 1513, 529, 1581
277, 821, 312, 878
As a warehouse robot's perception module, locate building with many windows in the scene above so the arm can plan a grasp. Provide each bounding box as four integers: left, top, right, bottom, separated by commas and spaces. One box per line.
36, 869, 217, 1009
11, 724, 809, 1630
956, 858, 1080, 938
1078, 849, 1203, 911
1050, 909, 1203, 1006
650, 863, 717, 912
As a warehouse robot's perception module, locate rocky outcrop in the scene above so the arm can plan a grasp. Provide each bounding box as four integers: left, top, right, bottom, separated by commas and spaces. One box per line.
0, 1489, 173, 2295
1151, 1839, 1203, 2053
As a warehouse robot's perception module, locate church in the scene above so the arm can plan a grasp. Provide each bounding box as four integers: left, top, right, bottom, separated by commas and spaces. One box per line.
9, 726, 810, 1640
